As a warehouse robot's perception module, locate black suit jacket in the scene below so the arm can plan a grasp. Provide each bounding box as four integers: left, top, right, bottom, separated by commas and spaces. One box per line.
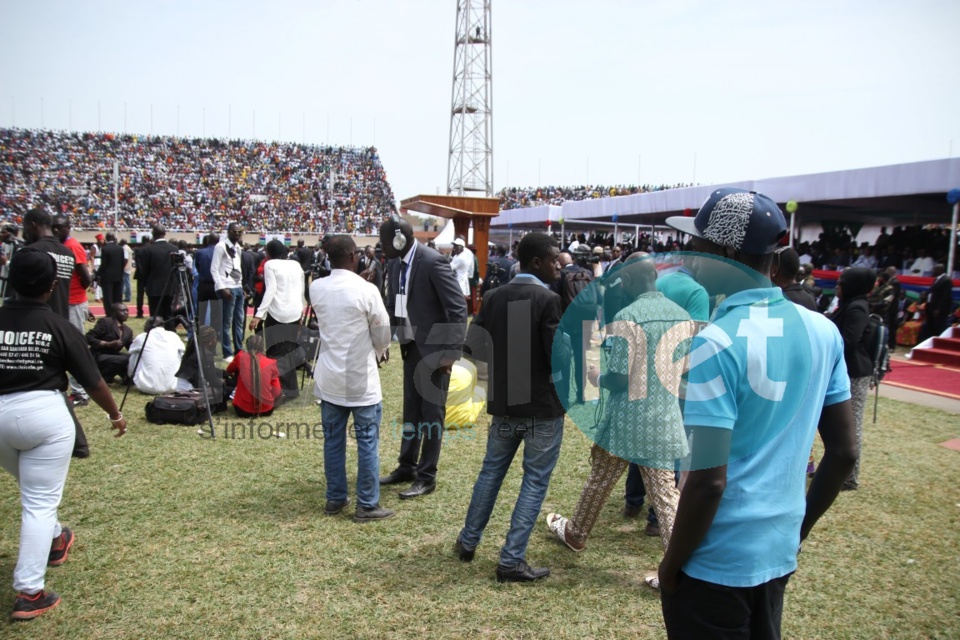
928, 275, 953, 322
139, 239, 179, 297
386, 241, 467, 364
467, 279, 564, 419
97, 242, 125, 283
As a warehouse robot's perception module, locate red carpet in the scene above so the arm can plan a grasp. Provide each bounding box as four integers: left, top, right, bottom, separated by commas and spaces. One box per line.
884, 360, 960, 400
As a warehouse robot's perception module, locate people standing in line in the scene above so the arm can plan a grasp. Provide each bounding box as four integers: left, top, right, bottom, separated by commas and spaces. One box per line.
829, 267, 876, 492
211, 223, 246, 361
96, 233, 126, 312
51, 215, 93, 408
0, 248, 126, 621
137, 225, 180, 324
455, 232, 566, 582
249, 239, 305, 401
311, 235, 394, 522
378, 216, 467, 500
658, 188, 856, 638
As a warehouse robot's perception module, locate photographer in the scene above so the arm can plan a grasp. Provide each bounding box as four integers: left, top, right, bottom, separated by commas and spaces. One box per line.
249, 240, 306, 400
0, 248, 126, 621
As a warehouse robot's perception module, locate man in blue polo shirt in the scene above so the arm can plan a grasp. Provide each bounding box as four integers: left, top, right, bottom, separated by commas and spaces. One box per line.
659, 188, 857, 639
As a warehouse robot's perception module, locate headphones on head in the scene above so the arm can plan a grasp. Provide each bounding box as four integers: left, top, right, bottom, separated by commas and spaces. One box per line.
390, 213, 407, 252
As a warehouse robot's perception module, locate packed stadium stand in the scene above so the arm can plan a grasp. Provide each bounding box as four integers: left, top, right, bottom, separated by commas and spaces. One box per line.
0, 128, 396, 233
497, 182, 695, 210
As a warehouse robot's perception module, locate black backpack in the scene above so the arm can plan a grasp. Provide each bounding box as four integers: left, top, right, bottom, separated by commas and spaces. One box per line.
864, 313, 890, 423
560, 267, 597, 318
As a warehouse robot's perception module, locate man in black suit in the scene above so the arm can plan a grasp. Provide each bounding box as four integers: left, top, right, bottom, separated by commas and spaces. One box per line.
97, 232, 126, 311
378, 216, 467, 499
133, 237, 151, 318
455, 232, 565, 582
138, 225, 179, 323
923, 264, 954, 340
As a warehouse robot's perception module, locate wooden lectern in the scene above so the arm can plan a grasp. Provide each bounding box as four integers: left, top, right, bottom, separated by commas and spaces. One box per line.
399, 194, 500, 282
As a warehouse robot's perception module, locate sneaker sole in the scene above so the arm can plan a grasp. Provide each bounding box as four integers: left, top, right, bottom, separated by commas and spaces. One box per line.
11, 595, 61, 620
48, 530, 75, 567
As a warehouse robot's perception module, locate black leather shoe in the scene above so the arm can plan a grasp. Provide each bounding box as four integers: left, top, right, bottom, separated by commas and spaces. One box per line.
324, 497, 351, 515
398, 478, 436, 500
353, 505, 396, 522
454, 536, 475, 562
496, 560, 550, 583
379, 468, 416, 486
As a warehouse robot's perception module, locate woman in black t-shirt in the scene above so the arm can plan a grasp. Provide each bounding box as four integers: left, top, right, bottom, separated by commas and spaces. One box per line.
0, 248, 127, 621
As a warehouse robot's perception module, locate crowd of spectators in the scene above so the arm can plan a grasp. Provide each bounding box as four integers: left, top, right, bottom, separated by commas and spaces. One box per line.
498, 182, 694, 210
0, 128, 396, 234
795, 225, 957, 277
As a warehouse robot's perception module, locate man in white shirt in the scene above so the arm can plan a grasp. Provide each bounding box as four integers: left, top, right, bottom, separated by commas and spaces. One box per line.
908, 250, 935, 277
250, 239, 306, 399
310, 235, 394, 522
127, 317, 185, 395
211, 222, 245, 359
450, 237, 474, 314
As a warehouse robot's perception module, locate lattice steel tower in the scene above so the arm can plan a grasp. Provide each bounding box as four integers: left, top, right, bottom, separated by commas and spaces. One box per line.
447, 0, 493, 196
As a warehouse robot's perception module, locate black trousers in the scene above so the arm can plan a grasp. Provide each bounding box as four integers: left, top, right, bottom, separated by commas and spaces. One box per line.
135, 278, 146, 316
101, 280, 123, 312
95, 353, 131, 381
396, 342, 451, 481
261, 314, 305, 398
148, 294, 174, 322
661, 571, 792, 640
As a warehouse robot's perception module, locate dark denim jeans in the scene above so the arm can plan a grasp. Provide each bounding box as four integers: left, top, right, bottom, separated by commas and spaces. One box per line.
321, 401, 382, 509
459, 415, 564, 567
218, 287, 245, 357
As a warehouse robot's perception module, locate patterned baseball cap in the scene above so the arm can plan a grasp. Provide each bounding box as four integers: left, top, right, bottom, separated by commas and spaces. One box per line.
666, 188, 787, 255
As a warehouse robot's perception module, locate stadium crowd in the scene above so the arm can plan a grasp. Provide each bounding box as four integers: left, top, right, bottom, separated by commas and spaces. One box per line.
0, 128, 396, 234
498, 182, 695, 210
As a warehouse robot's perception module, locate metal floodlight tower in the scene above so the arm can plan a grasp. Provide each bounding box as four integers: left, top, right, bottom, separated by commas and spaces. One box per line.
447, 0, 493, 197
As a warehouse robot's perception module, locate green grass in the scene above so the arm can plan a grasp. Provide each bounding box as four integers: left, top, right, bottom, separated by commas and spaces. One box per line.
1, 356, 958, 639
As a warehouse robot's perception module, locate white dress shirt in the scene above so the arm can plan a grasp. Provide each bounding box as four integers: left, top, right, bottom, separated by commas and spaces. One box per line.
310, 269, 391, 407
127, 329, 185, 395
211, 240, 243, 291
256, 259, 305, 323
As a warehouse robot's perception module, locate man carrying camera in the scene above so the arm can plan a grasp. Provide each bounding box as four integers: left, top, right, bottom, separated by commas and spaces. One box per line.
211, 223, 245, 360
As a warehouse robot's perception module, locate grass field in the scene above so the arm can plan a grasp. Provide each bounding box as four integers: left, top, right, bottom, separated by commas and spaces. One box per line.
1, 353, 958, 639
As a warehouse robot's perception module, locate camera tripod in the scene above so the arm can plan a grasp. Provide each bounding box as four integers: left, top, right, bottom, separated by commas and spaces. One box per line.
120, 256, 218, 438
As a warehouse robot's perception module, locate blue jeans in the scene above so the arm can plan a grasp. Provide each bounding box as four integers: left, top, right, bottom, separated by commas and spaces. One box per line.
321, 401, 382, 509
459, 415, 564, 567
218, 287, 245, 357
123, 272, 132, 302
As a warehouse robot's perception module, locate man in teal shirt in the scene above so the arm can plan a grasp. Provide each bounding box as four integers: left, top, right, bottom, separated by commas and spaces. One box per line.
659, 188, 856, 639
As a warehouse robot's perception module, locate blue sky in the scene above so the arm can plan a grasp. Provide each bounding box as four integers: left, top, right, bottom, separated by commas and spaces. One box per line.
1, 0, 958, 205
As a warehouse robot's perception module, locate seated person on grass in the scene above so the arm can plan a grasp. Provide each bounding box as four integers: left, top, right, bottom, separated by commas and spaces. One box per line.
227, 334, 283, 419
127, 317, 185, 395
84, 302, 133, 382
